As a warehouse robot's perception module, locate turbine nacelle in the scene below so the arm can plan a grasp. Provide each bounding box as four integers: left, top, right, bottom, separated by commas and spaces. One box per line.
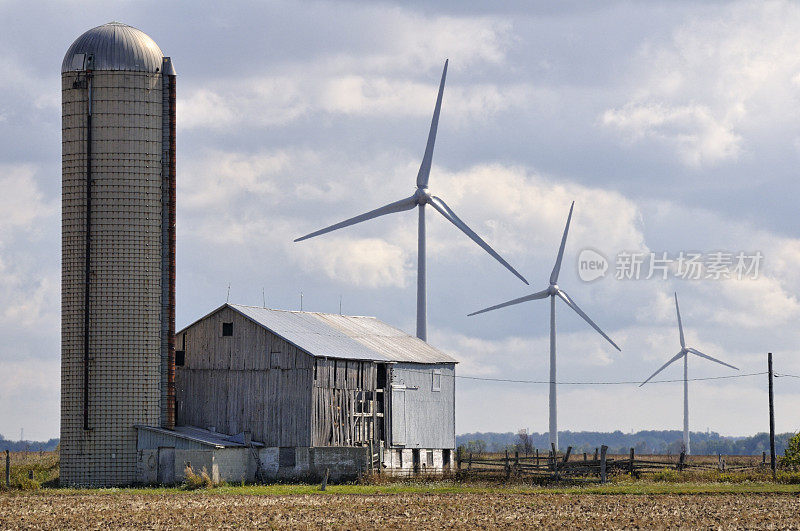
414, 187, 431, 205
547, 284, 559, 296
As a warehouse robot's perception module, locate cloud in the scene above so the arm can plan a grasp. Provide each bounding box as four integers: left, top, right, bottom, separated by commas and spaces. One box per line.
602, 1, 800, 167
179, 77, 533, 131
294, 237, 412, 288
176, 10, 517, 132
602, 103, 741, 166
0, 358, 60, 441
0, 164, 57, 237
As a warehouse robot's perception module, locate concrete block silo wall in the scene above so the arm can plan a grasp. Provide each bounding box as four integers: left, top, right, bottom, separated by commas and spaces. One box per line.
61, 70, 163, 486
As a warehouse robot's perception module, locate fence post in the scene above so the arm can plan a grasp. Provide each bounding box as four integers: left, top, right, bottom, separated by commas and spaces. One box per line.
678, 451, 685, 471
320, 468, 329, 491
583, 452, 587, 462
718, 453, 722, 472
762, 451, 766, 466
536, 448, 539, 465
629, 448, 635, 477
600, 445, 608, 484
514, 450, 519, 475
5, 449, 9, 488
563, 446, 572, 463
457, 446, 462, 471
594, 447, 598, 461
468, 452, 472, 470
505, 450, 510, 480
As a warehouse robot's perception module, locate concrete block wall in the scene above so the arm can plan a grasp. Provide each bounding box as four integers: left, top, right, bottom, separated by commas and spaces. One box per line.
61, 70, 165, 486
381, 448, 451, 474
258, 446, 370, 481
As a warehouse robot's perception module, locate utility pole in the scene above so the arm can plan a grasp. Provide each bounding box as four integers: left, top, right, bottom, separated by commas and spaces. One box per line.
768, 352, 776, 478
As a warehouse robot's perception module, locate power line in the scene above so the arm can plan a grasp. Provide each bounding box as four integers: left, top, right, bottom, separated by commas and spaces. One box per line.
453, 371, 767, 385
399, 367, 768, 386
775, 372, 800, 379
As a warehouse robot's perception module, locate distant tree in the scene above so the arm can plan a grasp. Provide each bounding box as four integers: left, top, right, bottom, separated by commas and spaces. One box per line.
516, 429, 533, 454
782, 433, 800, 468
634, 440, 650, 455
466, 439, 487, 455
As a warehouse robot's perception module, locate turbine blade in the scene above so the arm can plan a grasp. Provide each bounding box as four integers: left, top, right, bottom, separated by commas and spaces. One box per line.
294, 195, 417, 242
687, 347, 739, 371
549, 201, 575, 285
557, 289, 621, 351
640, 350, 685, 386
467, 289, 549, 317
429, 195, 529, 284
416, 59, 448, 188
675, 292, 685, 348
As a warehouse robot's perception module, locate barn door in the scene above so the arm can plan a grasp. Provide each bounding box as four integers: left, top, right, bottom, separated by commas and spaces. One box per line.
157, 447, 175, 485
391, 389, 406, 446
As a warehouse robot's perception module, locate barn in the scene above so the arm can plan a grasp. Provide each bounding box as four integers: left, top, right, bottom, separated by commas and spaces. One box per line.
135, 303, 457, 483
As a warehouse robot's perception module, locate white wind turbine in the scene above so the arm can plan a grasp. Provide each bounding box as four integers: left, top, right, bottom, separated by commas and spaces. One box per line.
294, 60, 528, 340
468, 202, 620, 449
640, 293, 738, 454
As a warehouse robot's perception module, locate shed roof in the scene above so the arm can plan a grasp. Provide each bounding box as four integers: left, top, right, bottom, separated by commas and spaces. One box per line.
135, 425, 264, 449
178, 303, 457, 364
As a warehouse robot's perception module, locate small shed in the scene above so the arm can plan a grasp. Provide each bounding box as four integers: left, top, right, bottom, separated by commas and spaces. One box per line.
151, 303, 457, 481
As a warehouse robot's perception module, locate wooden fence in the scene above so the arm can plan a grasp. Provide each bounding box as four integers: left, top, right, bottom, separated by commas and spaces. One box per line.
455, 445, 769, 483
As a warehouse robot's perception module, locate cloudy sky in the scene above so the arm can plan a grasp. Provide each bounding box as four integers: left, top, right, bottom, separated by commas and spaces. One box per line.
2, 0, 800, 441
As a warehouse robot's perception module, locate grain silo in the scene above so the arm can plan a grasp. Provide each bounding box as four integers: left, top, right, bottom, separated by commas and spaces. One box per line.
61, 22, 176, 486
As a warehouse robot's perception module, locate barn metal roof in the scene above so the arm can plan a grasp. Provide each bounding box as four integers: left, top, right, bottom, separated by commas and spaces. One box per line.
179, 304, 457, 364
62, 22, 165, 73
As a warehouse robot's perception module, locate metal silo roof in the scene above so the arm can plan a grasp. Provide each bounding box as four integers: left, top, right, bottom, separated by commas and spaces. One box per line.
62, 21, 165, 73
179, 304, 458, 364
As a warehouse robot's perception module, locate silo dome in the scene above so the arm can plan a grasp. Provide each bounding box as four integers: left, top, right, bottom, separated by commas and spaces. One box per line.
61, 21, 164, 73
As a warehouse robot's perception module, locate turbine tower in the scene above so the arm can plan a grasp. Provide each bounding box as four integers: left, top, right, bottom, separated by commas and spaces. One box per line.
295, 60, 527, 340
640, 293, 738, 454
469, 202, 620, 449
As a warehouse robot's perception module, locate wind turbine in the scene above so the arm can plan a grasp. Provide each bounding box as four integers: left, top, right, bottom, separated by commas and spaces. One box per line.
640, 293, 738, 454
294, 60, 528, 340
468, 202, 620, 449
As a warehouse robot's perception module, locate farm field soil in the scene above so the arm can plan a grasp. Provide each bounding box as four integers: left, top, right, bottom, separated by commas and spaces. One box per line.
2, 490, 800, 529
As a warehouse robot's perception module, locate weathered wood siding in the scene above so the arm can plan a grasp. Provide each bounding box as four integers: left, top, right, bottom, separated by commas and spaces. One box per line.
176, 307, 312, 447
311, 359, 380, 447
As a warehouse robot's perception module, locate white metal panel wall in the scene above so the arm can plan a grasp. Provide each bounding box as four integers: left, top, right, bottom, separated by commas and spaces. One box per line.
61, 70, 163, 486
389, 363, 455, 449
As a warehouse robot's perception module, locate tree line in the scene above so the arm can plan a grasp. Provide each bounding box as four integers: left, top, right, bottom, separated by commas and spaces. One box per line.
457, 429, 796, 455
0, 434, 59, 452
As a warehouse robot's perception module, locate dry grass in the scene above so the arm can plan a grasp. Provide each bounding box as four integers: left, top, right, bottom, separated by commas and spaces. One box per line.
0, 452, 59, 491
183, 465, 217, 490
1, 490, 799, 529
